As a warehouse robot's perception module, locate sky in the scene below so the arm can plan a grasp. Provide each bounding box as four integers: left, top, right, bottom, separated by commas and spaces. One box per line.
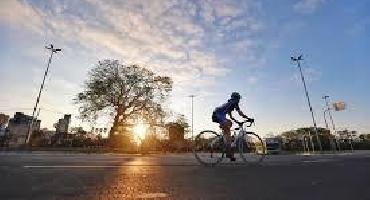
0, 0, 369, 137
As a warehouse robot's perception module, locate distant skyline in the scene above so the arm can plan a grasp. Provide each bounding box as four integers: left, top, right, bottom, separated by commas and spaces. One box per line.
1, 0, 370, 136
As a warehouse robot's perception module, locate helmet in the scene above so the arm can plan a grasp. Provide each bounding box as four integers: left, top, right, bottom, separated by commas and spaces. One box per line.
231, 92, 241, 100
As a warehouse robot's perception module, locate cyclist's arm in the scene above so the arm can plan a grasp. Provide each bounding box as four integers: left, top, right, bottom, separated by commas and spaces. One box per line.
236, 105, 248, 119
237, 109, 248, 118
228, 112, 238, 123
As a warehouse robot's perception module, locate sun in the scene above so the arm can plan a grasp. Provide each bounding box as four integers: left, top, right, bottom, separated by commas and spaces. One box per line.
133, 122, 148, 143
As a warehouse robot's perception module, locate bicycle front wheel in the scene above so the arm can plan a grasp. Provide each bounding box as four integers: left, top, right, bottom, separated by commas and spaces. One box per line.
238, 132, 266, 164
193, 130, 224, 166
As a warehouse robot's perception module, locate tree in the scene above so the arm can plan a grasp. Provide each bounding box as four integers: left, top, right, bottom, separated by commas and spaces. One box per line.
174, 114, 190, 138
280, 127, 333, 151
75, 60, 172, 147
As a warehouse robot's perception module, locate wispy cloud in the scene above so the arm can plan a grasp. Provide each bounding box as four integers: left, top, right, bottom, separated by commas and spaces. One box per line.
0, 0, 263, 92
347, 17, 370, 36
290, 66, 322, 85
247, 76, 258, 85
0, 0, 267, 131
293, 0, 326, 14
0, 0, 43, 33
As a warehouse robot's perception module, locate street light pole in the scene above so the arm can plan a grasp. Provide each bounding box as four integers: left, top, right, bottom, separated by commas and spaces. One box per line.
189, 95, 195, 141
323, 109, 329, 129
25, 44, 61, 144
322, 96, 336, 132
322, 95, 339, 151
291, 55, 322, 152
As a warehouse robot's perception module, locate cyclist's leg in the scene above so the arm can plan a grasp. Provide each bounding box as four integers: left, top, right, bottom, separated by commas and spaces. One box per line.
213, 112, 234, 159
220, 119, 234, 159
220, 119, 232, 144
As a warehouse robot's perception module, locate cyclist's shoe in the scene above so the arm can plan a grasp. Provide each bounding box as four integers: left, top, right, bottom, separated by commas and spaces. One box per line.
226, 143, 236, 161
226, 153, 236, 161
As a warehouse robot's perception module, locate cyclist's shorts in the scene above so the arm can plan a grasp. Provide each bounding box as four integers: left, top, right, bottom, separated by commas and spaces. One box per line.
212, 111, 227, 124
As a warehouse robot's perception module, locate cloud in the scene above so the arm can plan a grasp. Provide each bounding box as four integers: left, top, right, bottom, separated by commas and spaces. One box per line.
0, 0, 263, 92
291, 67, 322, 84
0, 0, 43, 32
347, 17, 370, 36
293, 0, 326, 14
0, 0, 265, 129
247, 76, 258, 85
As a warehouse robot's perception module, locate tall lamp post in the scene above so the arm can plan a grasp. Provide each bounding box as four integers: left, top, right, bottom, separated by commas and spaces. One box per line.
25, 44, 61, 144
322, 96, 336, 131
322, 95, 339, 151
189, 95, 196, 142
291, 55, 322, 152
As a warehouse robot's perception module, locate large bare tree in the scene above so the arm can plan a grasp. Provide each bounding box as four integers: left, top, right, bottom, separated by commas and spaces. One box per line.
75, 60, 172, 140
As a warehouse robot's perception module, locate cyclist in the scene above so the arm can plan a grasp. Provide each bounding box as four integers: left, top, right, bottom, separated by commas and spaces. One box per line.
212, 92, 253, 161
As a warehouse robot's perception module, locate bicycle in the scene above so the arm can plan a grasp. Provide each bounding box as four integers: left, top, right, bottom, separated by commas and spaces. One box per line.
193, 118, 266, 166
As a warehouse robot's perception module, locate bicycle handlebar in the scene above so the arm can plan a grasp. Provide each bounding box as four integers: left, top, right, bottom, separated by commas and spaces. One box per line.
233, 118, 255, 127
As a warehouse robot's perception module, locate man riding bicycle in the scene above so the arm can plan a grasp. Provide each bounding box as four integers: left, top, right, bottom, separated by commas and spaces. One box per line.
212, 92, 254, 161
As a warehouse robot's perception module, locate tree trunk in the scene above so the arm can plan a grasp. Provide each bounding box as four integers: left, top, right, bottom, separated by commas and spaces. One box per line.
109, 112, 121, 138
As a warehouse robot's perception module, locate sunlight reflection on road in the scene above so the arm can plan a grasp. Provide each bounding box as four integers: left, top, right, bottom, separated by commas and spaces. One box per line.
93, 158, 171, 199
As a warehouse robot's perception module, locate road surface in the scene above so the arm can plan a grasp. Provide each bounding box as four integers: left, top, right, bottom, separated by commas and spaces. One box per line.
1, 151, 370, 199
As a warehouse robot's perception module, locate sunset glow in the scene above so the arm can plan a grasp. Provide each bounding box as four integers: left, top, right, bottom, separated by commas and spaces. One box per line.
133, 122, 148, 143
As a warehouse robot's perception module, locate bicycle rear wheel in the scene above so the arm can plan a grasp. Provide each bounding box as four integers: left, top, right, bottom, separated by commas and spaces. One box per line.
238, 132, 266, 164
193, 130, 224, 166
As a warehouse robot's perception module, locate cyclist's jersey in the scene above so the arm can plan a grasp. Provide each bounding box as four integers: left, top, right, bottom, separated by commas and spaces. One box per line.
214, 98, 240, 114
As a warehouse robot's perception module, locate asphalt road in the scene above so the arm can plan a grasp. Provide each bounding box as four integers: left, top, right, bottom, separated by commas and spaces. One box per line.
1, 151, 370, 200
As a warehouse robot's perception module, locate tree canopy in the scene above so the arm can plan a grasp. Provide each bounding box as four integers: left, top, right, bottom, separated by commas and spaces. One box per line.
75, 60, 172, 139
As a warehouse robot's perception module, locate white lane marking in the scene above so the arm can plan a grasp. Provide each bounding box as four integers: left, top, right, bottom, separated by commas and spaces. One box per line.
137, 193, 169, 198
24, 165, 123, 168
302, 159, 334, 163
23, 164, 200, 168
302, 160, 321, 163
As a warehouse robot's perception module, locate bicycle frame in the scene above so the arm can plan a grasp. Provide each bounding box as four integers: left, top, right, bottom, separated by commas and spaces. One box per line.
228, 119, 253, 141
219, 120, 254, 157
194, 118, 264, 166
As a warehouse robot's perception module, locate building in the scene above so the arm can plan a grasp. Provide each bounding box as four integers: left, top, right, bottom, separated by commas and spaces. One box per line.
0, 113, 10, 128
8, 112, 40, 146
166, 122, 186, 151
0, 113, 10, 146
55, 114, 71, 134
52, 114, 72, 145
41, 128, 56, 145
337, 130, 358, 140
91, 127, 108, 138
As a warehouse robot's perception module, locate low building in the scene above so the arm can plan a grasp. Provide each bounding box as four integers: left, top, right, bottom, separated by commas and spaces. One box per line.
8, 112, 40, 146
52, 114, 72, 146
41, 129, 56, 145
91, 127, 108, 138
337, 130, 357, 140
0, 113, 10, 128
166, 122, 186, 152
55, 114, 71, 134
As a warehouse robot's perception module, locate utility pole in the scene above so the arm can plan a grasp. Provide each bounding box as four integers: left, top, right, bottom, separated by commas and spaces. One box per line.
189, 95, 196, 141
291, 55, 322, 152
322, 95, 339, 151
323, 108, 329, 129
25, 44, 61, 144
322, 96, 336, 132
